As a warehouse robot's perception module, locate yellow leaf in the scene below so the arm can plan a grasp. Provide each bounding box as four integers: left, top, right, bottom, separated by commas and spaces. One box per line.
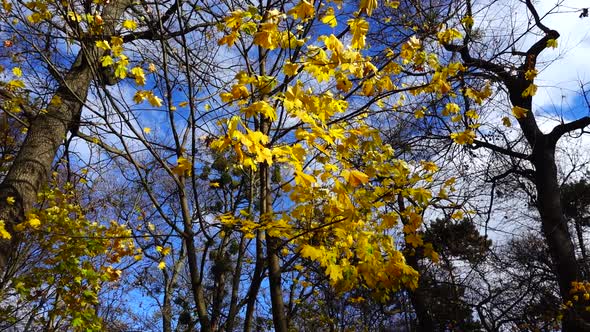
321, 7, 337, 27
50, 95, 62, 106
12, 67, 21, 77
341, 169, 369, 187
253, 22, 280, 50
0, 220, 10, 240
122, 19, 138, 30
7, 79, 24, 89
28, 216, 41, 229
524, 69, 538, 81
300, 244, 322, 260
450, 130, 475, 145
147, 93, 163, 107
359, 0, 378, 16
100, 55, 114, 67
502, 116, 512, 127
385, 0, 400, 8
241, 101, 277, 121
512, 105, 529, 119
143, 127, 151, 134
348, 18, 369, 49
6, 197, 15, 205
521, 83, 537, 97
294, 170, 316, 187
461, 15, 474, 29
158, 261, 166, 270
288, 0, 315, 20
172, 156, 192, 176
437, 28, 462, 44
547, 38, 558, 49
283, 61, 300, 76
325, 264, 343, 282
115, 64, 127, 79
95, 40, 111, 50
130, 66, 146, 85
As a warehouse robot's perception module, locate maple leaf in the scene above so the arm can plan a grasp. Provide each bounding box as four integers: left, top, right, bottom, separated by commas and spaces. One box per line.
348, 18, 369, 49
524, 69, 538, 81
253, 23, 279, 50
122, 19, 137, 30
130, 66, 146, 86
288, 0, 315, 20
359, 0, 378, 16
512, 105, 529, 119
172, 157, 192, 176
521, 83, 537, 97
450, 130, 475, 145
341, 169, 369, 187
100, 55, 114, 67
321, 7, 337, 27
95, 40, 110, 50
546, 38, 558, 49
325, 264, 343, 283
300, 245, 322, 260
12, 67, 21, 77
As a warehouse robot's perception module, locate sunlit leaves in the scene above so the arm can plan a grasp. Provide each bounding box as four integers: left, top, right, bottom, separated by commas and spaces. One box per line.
359, 0, 378, 16
241, 101, 277, 121
450, 130, 475, 145
341, 169, 369, 187
130, 66, 146, 86
321, 7, 337, 27
171, 156, 192, 176
253, 22, 280, 49
348, 18, 369, 49
288, 0, 315, 20
95, 40, 110, 50
133, 90, 163, 107
437, 28, 462, 44
122, 19, 137, 30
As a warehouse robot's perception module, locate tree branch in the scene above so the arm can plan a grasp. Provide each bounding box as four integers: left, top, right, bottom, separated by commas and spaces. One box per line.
548, 117, 590, 144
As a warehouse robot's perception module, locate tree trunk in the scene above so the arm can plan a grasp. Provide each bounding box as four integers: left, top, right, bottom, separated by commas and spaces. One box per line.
0, 0, 131, 274
533, 144, 590, 331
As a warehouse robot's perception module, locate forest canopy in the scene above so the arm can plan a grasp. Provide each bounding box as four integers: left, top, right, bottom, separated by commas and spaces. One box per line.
1, 0, 590, 331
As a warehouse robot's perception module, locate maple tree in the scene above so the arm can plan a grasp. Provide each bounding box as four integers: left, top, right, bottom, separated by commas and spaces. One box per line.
1, 0, 590, 331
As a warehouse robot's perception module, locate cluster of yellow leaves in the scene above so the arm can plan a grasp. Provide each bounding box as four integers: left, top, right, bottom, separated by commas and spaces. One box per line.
12, 186, 136, 331
133, 90, 163, 107
171, 156, 192, 176
96, 36, 129, 79
212, 1, 467, 300
561, 281, 590, 314
437, 28, 462, 44
0, 219, 10, 239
